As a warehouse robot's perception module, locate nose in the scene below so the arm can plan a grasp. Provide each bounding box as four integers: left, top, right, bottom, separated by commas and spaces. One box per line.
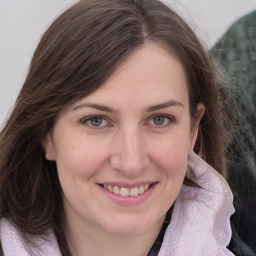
110, 128, 150, 177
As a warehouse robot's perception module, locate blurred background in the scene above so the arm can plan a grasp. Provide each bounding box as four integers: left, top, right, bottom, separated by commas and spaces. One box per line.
0, 0, 256, 126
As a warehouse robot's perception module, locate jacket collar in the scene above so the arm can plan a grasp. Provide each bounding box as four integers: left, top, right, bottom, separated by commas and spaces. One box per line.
159, 151, 235, 256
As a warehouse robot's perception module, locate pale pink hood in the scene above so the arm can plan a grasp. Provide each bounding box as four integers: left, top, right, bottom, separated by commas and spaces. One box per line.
159, 152, 235, 256
0, 152, 234, 255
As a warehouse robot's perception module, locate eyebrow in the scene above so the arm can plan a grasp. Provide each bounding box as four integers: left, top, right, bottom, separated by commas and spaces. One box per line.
145, 100, 184, 112
72, 100, 184, 112
72, 103, 116, 113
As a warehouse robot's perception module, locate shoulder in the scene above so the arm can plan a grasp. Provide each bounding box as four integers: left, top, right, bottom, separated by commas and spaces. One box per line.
0, 218, 61, 256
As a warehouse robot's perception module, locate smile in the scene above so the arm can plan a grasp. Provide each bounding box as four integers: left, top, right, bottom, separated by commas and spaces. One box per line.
102, 184, 151, 197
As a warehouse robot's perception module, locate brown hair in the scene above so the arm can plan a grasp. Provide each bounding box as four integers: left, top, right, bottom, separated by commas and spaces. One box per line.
0, 0, 231, 255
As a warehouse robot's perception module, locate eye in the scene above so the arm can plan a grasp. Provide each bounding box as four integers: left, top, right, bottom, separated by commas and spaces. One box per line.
153, 116, 166, 125
148, 114, 174, 127
89, 117, 104, 127
81, 115, 109, 129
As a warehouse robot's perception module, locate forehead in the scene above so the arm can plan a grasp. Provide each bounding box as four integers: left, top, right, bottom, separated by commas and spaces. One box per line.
66, 42, 189, 113
92, 43, 186, 96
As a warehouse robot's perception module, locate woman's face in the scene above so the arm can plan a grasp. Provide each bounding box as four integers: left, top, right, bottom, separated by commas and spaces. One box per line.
44, 42, 204, 238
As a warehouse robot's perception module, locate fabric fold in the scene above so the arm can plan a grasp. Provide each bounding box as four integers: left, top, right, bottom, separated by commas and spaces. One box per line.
159, 151, 235, 256
0, 218, 61, 256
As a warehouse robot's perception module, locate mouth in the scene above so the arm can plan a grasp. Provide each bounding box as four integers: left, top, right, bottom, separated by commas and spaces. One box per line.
100, 183, 153, 197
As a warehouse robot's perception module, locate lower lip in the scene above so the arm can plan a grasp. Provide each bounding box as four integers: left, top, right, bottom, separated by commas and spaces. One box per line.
98, 183, 156, 206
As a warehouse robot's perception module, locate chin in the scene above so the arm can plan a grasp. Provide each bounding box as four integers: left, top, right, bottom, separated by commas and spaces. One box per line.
101, 214, 163, 237
105, 225, 148, 237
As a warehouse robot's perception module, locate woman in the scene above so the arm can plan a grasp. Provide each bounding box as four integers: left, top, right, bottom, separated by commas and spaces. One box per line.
0, 0, 234, 255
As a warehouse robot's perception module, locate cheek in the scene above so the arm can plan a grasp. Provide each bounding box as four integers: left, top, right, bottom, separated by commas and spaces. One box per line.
55, 139, 110, 208
151, 140, 189, 218
54, 136, 109, 179
152, 135, 190, 167
150, 135, 189, 189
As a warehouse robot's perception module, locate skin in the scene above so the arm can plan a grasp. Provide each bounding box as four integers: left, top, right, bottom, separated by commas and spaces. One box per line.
43, 42, 204, 256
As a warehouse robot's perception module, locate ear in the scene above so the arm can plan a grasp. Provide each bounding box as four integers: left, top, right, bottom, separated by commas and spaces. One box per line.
189, 103, 205, 152
42, 132, 56, 161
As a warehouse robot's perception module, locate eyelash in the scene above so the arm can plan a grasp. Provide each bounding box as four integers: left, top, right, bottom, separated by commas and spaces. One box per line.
80, 114, 176, 130
146, 114, 175, 128
80, 115, 111, 130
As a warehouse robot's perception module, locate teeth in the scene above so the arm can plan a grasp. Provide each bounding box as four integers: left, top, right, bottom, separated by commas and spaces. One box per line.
103, 184, 151, 197
120, 187, 129, 197
113, 186, 119, 195
138, 185, 145, 194
107, 185, 113, 192
130, 187, 139, 196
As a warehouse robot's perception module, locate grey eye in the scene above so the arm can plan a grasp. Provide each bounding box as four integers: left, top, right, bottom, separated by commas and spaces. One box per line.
89, 117, 103, 126
153, 116, 165, 125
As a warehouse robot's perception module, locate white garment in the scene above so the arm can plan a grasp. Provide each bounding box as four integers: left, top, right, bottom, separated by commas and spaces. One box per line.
0, 152, 235, 256
159, 152, 235, 256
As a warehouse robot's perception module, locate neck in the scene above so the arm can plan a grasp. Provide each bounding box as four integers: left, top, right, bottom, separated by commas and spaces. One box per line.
65, 216, 165, 256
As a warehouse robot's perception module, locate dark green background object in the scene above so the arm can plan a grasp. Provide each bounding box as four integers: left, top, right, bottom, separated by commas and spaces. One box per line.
211, 10, 256, 256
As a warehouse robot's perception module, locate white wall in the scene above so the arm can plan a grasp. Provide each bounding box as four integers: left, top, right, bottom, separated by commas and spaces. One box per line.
1, 0, 256, 127
164, 0, 256, 47
0, 0, 78, 127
